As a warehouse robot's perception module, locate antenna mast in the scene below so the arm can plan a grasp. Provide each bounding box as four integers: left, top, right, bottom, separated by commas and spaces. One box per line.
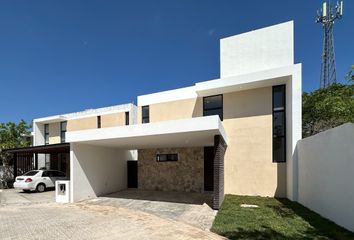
316, 0, 343, 88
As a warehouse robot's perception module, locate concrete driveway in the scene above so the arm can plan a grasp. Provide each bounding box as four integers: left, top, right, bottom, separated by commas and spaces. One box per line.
91, 189, 217, 230
0, 188, 55, 205
0, 189, 223, 240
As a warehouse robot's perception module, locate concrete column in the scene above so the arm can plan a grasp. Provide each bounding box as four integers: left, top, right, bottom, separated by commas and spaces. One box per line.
35, 153, 38, 170
13, 153, 17, 180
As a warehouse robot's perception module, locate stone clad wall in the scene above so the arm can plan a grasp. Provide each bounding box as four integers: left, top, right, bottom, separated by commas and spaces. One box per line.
138, 147, 204, 193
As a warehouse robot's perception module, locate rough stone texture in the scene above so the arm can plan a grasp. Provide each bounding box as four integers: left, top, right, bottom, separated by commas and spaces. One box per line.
138, 147, 204, 193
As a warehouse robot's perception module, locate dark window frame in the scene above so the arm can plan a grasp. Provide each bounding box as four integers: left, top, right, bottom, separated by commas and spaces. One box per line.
142, 105, 150, 124
156, 153, 178, 162
60, 121, 67, 143
44, 124, 49, 145
97, 116, 101, 128
203, 94, 223, 121
125, 111, 129, 125
272, 85, 286, 163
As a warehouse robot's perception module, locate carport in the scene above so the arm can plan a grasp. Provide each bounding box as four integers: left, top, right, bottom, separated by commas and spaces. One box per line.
67, 116, 227, 209
5, 143, 70, 179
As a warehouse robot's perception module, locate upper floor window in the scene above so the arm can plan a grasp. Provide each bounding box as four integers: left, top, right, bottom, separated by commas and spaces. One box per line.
44, 124, 49, 145
203, 95, 223, 121
125, 111, 129, 125
97, 116, 101, 128
272, 85, 286, 163
60, 121, 67, 143
142, 106, 149, 124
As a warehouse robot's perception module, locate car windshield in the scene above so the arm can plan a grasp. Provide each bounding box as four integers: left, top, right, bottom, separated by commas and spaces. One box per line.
23, 171, 39, 176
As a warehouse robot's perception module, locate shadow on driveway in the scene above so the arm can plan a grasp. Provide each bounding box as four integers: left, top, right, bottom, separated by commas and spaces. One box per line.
87, 189, 217, 230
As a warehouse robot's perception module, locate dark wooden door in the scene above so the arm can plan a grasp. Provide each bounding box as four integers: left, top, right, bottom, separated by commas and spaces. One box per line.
127, 161, 138, 188
204, 147, 214, 191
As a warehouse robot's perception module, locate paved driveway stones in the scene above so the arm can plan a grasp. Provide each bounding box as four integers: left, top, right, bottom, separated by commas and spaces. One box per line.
0, 189, 223, 240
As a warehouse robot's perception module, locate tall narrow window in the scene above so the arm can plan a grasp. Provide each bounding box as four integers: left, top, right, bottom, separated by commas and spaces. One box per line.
142, 106, 149, 124
125, 111, 129, 125
60, 121, 67, 143
273, 85, 286, 163
44, 124, 49, 145
203, 95, 223, 121
97, 116, 101, 128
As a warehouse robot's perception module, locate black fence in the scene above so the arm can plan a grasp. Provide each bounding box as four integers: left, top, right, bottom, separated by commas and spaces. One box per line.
13, 153, 36, 178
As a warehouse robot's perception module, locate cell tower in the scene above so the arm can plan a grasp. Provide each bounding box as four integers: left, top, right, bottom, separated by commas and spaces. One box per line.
316, 0, 343, 88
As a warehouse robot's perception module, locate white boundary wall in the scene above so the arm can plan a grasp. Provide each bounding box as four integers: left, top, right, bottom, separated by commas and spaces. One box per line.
295, 123, 354, 231
70, 143, 135, 202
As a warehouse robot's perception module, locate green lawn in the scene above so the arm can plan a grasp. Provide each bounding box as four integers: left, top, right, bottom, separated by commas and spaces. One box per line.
212, 195, 354, 240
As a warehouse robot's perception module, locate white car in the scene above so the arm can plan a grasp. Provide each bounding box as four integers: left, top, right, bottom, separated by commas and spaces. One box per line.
14, 170, 67, 193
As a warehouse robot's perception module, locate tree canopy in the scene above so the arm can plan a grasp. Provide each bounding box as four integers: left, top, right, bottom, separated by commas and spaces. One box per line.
346, 65, 354, 82
302, 83, 354, 137
0, 120, 31, 166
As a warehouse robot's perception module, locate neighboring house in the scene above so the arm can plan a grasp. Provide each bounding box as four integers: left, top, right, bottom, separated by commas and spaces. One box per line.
7, 21, 301, 209
8, 104, 137, 178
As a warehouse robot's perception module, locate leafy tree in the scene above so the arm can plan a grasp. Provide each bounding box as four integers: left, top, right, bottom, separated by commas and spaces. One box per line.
302, 83, 354, 137
346, 65, 354, 82
0, 120, 31, 166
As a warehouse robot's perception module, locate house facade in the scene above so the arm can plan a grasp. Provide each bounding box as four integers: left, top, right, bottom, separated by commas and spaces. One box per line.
11, 21, 301, 209
30, 104, 137, 176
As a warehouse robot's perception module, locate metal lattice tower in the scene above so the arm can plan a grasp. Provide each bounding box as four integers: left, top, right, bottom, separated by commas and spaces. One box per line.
316, 1, 343, 88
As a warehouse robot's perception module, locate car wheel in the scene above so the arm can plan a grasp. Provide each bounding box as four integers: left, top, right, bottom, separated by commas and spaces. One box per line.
36, 183, 46, 193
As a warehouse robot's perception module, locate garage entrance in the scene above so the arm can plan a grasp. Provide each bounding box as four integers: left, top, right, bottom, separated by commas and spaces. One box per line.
5, 143, 70, 179
92, 189, 216, 230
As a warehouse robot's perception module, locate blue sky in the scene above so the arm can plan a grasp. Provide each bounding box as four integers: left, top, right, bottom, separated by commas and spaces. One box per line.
0, 0, 353, 123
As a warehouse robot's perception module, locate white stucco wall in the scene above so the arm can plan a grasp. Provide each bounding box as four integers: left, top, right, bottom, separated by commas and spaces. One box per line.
70, 143, 134, 202
33, 122, 44, 146
286, 64, 302, 201
220, 21, 294, 78
32, 122, 45, 169
295, 123, 354, 232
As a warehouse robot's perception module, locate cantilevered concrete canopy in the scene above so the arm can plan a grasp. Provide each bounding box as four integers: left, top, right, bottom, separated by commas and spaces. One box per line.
66, 115, 227, 149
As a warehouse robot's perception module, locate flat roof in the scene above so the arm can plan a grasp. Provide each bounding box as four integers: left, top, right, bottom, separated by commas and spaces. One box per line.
67, 116, 227, 149
5, 143, 70, 154
138, 64, 300, 106
34, 103, 135, 124
195, 64, 300, 96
